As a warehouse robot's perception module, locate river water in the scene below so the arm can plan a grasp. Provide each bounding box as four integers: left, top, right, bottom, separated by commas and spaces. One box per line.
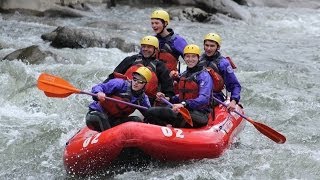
0, 4, 319, 179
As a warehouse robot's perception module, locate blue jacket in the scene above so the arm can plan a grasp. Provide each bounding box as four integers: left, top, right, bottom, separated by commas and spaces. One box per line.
172, 67, 213, 112
88, 78, 151, 112
200, 52, 241, 103
156, 28, 187, 59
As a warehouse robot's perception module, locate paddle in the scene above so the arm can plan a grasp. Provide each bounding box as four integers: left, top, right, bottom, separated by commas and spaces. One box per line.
160, 97, 193, 127
212, 96, 286, 144
37, 73, 148, 110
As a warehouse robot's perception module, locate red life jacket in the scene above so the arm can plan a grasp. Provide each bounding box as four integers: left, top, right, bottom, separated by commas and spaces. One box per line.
226, 56, 237, 69
157, 34, 180, 72
113, 60, 159, 98
205, 67, 224, 93
157, 52, 178, 72
99, 82, 141, 118
178, 71, 201, 101
113, 72, 128, 80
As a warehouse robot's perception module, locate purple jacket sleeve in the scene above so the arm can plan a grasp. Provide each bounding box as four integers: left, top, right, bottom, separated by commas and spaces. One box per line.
219, 58, 241, 103
89, 79, 151, 112
88, 79, 126, 111
91, 78, 126, 95
140, 94, 151, 108
185, 71, 213, 110
173, 35, 188, 57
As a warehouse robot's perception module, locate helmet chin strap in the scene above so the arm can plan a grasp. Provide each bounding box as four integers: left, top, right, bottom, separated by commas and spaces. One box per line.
158, 27, 165, 35
152, 49, 157, 57
145, 49, 156, 59
157, 22, 167, 36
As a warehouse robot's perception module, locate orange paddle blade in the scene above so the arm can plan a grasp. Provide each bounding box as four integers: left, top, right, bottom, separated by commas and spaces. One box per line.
159, 97, 193, 126
178, 107, 193, 127
211, 96, 286, 144
44, 91, 73, 98
37, 73, 81, 97
246, 117, 286, 144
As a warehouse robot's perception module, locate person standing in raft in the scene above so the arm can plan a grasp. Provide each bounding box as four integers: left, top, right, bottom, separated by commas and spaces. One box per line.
144, 44, 213, 128
199, 33, 241, 111
86, 67, 152, 132
104, 35, 175, 106
150, 9, 187, 75
150, 9, 188, 93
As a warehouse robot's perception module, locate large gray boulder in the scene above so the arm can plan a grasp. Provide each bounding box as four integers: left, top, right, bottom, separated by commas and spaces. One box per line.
41, 26, 107, 48
168, 0, 252, 21
0, 0, 59, 11
0, 0, 104, 17
0, 0, 105, 11
40, 5, 89, 17
41, 26, 138, 52
2, 45, 54, 64
170, 8, 211, 22
194, 0, 251, 21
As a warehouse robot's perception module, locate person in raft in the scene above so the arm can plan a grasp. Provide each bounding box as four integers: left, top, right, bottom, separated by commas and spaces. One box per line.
150, 9, 187, 76
104, 35, 175, 106
86, 67, 152, 132
199, 33, 241, 111
144, 44, 213, 128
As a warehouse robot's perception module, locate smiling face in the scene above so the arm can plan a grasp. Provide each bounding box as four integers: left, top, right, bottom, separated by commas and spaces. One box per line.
141, 44, 156, 58
151, 18, 165, 34
204, 40, 219, 57
184, 53, 199, 68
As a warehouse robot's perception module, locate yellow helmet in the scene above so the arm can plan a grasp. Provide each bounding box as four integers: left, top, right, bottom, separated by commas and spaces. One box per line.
204, 33, 222, 46
133, 67, 152, 83
140, 35, 159, 49
183, 44, 201, 56
150, 9, 170, 24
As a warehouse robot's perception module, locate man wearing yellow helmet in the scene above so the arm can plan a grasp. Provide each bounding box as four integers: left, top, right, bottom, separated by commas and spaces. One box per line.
86, 67, 152, 132
145, 44, 213, 128
104, 35, 175, 105
199, 33, 241, 111
150, 9, 188, 76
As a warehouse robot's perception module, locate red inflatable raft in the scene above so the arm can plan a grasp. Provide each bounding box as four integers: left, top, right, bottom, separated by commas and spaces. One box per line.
63, 103, 245, 175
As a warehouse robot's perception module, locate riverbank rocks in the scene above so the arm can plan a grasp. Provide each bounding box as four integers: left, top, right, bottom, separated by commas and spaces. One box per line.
40, 5, 89, 17
1, 0, 319, 19
170, 7, 210, 22
0, 0, 99, 17
2, 45, 54, 64
41, 26, 138, 52
194, 0, 251, 21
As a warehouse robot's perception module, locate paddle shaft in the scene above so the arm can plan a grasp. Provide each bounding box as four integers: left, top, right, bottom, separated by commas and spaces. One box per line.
212, 97, 246, 119
212, 96, 286, 144
37, 73, 148, 111
160, 97, 174, 107
81, 91, 148, 110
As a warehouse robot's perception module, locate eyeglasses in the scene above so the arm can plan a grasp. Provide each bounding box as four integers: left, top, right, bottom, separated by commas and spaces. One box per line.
132, 77, 146, 84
